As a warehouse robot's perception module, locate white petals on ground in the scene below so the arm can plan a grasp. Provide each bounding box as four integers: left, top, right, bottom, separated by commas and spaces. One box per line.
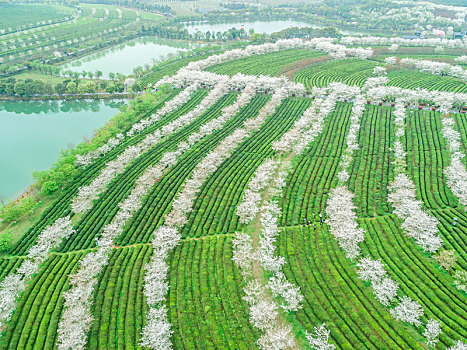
0, 217, 73, 327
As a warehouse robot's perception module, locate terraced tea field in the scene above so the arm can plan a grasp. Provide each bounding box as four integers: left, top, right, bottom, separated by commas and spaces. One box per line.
0, 40, 466, 350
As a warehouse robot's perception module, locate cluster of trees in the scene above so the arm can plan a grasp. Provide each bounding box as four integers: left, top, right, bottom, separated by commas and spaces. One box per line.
142, 22, 341, 43
0, 77, 127, 97
0, 197, 38, 223
0, 78, 54, 96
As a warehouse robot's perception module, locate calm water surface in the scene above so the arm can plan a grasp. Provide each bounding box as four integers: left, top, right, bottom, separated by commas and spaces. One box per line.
184, 20, 364, 36
62, 38, 192, 78
0, 99, 125, 200
185, 20, 316, 34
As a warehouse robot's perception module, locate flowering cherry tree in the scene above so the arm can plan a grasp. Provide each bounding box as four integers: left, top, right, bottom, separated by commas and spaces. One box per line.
390, 296, 424, 327
424, 319, 442, 348
326, 187, 365, 259
306, 323, 336, 350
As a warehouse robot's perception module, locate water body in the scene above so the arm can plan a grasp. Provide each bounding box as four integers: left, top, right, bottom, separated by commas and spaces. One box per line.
184, 20, 365, 36
0, 99, 125, 200
62, 37, 192, 78
185, 20, 316, 35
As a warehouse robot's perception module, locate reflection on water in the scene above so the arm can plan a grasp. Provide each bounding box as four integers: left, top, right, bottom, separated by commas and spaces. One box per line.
184, 19, 365, 36
185, 20, 317, 35
0, 99, 126, 115
0, 99, 125, 199
62, 37, 194, 78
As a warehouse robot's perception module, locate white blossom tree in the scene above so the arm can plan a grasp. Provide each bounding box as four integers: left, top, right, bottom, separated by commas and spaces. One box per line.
306, 323, 336, 350
390, 296, 424, 327
424, 319, 442, 348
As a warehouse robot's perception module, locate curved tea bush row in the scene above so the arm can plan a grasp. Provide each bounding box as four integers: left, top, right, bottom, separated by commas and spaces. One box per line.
0, 257, 24, 282
10, 89, 203, 256
280, 102, 353, 226
440, 113, 467, 207
430, 208, 467, 269
88, 244, 151, 349
180, 98, 314, 239
387, 71, 467, 94
0, 252, 85, 350
168, 235, 258, 349
404, 108, 459, 209
0, 217, 74, 329
278, 225, 425, 350
360, 216, 467, 347
294, 60, 377, 89
347, 105, 393, 217
206, 49, 324, 77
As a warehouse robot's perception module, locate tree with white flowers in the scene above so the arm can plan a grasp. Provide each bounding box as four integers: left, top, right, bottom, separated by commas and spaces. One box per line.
232, 231, 257, 271
424, 319, 441, 348
139, 306, 173, 350
306, 323, 336, 350
371, 278, 399, 306
390, 296, 424, 327
357, 257, 387, 282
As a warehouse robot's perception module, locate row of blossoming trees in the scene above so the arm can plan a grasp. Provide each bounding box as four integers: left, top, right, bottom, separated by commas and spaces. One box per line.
0, 38, 466, 350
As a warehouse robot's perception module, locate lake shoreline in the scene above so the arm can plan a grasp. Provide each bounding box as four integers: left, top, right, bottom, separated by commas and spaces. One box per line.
0, 91, 140, 101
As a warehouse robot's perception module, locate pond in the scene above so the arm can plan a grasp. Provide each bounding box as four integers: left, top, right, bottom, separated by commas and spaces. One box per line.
184, 19, 365, 36
62, 37, 193, 78
0, 99, 125, 200
184, 20, 317, 35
